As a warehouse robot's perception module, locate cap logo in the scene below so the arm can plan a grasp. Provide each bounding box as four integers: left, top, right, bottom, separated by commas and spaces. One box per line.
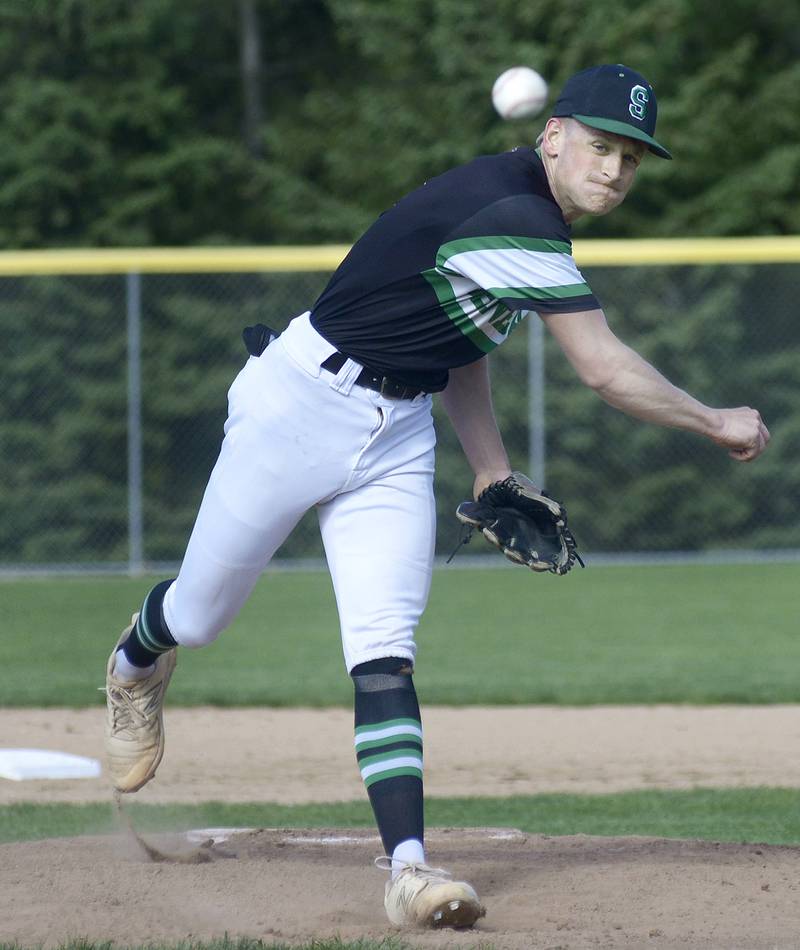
629, 84, 649, 122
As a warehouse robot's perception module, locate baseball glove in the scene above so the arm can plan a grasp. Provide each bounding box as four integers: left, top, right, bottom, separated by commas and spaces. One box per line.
454, 472, 584, 575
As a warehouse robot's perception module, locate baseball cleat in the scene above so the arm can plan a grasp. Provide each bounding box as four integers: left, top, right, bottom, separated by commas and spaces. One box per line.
103, 613, 176, 794
379, 858, 485, 929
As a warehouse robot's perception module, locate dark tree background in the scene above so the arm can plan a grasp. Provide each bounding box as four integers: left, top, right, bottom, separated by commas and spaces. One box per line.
0, 0, 797, 248
1, 0, 798, 564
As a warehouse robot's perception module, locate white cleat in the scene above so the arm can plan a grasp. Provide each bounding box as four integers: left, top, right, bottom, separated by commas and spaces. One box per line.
379, 858, 486, 929
103, 613, 176, 794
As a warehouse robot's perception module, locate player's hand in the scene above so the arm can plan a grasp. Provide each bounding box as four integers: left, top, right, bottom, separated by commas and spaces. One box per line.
710, 407, 770, 462
473, 468, 513, 500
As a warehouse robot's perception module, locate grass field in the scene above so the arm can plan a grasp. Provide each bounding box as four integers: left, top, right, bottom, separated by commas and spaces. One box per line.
3, 561, 799, 706
4, 563, 800, 950
4, 787, 800, 846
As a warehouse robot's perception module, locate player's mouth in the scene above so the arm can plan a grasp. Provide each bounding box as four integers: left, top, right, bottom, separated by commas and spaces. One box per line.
588, 178, 621, 193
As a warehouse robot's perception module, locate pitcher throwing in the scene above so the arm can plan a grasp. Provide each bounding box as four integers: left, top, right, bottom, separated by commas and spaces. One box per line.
104, 64, 769, 930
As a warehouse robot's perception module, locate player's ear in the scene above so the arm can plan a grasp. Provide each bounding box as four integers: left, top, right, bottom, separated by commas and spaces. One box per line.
541, 118, 564, 158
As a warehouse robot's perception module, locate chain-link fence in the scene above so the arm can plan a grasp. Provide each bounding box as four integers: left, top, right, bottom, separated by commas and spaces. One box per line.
2, 243, 799, 573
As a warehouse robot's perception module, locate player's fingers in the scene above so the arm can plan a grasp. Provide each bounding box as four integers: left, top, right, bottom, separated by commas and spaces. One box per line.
729, 434, 766, 462
727, 413, 772, 461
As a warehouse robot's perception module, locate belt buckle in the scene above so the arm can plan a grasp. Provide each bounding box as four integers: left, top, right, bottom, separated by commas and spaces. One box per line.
378, 374, 418, 400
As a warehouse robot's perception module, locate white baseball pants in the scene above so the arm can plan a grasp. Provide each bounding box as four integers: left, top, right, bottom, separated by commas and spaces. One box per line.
162, 311, 437, 671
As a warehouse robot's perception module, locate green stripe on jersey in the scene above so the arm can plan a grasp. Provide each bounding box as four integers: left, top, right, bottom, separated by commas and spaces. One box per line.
422, 233, 589, 352
422, 269, 497, 354
488, 281, 591, 301
435, 235, 572, 269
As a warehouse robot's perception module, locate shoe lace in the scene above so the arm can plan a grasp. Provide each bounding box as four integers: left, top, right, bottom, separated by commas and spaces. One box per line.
102, 683, 153, 733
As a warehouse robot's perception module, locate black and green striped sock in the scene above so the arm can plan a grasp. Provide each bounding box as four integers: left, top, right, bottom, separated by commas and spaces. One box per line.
352, 658, 424, 856
120, 579, 178, 668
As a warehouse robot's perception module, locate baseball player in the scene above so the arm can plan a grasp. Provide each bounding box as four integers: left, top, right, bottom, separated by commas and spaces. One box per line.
104, 64, 769, 929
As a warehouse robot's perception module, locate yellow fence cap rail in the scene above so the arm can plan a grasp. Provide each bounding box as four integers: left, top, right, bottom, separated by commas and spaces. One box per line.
574, 236, 800, 266
0, 245, 352, 276
0, 237, 799, 275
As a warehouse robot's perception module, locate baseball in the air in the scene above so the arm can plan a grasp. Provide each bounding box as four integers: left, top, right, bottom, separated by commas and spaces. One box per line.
491, 66, 549, 120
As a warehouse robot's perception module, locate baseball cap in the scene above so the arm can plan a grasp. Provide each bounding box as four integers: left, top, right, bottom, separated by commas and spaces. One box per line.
552, 64, 672, 160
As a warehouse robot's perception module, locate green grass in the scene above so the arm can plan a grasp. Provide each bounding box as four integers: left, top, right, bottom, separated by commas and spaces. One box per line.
4, 788, 800, 846
3, 562, 799, 705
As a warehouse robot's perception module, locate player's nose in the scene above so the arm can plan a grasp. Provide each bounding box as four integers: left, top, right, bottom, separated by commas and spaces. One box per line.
601, 153, 625, 182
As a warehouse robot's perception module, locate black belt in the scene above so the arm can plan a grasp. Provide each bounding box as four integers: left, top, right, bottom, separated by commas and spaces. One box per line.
321, 352, 425, 400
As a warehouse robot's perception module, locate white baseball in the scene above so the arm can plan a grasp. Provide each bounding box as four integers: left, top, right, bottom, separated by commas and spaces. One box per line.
491, 67, 549, 120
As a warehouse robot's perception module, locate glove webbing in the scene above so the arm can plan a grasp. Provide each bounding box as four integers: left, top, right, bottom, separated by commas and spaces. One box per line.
506, 482, 583, 571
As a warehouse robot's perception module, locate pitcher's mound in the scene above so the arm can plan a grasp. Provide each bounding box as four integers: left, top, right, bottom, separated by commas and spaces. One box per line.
3, 826, 799, 948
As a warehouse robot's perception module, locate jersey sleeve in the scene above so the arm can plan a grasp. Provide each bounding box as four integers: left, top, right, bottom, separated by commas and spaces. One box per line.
438, 194, 599, 315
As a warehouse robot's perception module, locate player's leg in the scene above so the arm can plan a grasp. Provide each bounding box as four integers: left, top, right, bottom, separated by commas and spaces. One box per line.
351, 655, 425, 867
318, 454, 484, 928
104, 405, 312, 794
105, 320, 369, 792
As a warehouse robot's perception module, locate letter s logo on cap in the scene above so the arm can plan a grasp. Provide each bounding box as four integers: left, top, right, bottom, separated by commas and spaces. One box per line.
629, 85, 649, 121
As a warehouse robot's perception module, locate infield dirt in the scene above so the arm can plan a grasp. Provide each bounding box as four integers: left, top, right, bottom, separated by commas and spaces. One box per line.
3, 705, 800, 948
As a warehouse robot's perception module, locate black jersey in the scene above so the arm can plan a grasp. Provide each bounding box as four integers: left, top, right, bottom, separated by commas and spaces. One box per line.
310, 147, 599, 391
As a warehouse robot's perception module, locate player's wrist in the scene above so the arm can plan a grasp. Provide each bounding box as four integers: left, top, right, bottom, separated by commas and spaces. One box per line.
473, 468, 512, 499
703, 408, 728, 444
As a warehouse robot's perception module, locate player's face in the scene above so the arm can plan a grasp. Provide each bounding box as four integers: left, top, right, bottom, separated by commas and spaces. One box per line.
545, 119, 646, 222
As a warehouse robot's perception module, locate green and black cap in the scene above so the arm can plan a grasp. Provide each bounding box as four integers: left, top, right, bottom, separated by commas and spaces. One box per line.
552, 64, 672, 160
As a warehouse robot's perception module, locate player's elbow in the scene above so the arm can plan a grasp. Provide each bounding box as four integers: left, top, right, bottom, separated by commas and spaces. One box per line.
573, 358, 618, 393
571, 341, 634, 393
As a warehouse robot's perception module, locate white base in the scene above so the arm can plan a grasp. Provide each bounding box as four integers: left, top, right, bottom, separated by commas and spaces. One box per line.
0, 748, 101, 781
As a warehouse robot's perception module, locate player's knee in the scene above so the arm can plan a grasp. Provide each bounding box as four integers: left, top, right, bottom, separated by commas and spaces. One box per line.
171, 624, 221, 649
162, 578, 235, 649
167, 618, 221, 649
163, 602, 225, 649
